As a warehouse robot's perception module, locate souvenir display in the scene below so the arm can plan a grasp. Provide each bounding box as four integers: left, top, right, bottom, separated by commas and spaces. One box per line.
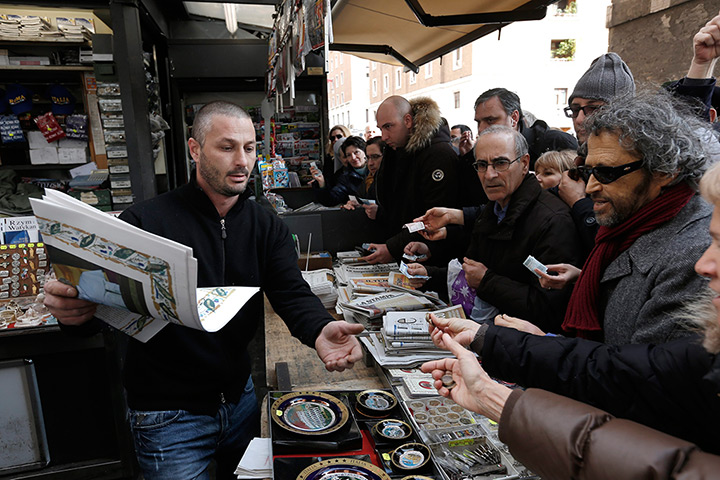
271, 391, 348, 435
355, 389, 397, 418
372, 419, 412, 442
296, 458, 391, 480
390, 442, 431, 472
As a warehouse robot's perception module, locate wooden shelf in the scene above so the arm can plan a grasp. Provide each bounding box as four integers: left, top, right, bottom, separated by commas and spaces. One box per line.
0, 39, 89, 47
0, 65, 93, 71
0, 164, 86, 170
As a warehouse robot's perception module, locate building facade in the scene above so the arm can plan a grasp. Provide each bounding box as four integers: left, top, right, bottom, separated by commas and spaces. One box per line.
608, 0, 717, 84
333, 0, 612, 137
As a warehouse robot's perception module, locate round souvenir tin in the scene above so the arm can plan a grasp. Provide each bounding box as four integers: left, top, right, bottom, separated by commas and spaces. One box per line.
296, 458, 391, 480
271, 391, 348, 435
355, 389, 398, 417
372, 419, 413, 442
391, 443, 431, 471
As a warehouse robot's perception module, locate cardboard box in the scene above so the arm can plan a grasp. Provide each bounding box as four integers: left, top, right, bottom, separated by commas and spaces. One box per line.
29, 147, 58, 164
297, 252, 333, 271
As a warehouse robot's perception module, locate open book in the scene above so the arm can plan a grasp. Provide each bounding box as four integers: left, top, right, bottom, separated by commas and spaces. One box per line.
30, 190, 259, 343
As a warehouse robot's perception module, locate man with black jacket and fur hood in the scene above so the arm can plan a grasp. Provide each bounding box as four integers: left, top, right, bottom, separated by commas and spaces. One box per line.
364, 95, 464, 264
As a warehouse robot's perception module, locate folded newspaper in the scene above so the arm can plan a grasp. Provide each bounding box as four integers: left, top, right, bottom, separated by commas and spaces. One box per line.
340, 291, 435, 319
30, 190, 260, 343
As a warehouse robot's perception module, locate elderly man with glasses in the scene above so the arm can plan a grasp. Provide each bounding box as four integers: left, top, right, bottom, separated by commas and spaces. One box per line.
409, 124, 582, 332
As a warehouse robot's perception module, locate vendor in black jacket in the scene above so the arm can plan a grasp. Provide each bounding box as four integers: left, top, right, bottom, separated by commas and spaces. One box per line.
43, 101, 363, 480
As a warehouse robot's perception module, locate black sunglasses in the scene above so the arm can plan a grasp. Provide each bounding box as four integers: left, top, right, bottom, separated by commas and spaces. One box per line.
563, 104, 602, 119
569, 159, 644, 184
330, 134, 343, 140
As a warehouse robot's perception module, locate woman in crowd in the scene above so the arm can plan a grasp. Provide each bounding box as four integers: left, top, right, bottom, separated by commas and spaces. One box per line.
322, 125, 351, 187
419, 163, 720, 478
311, 136, 368, 206
534, 149, 576, 189
343, 136, 384, 209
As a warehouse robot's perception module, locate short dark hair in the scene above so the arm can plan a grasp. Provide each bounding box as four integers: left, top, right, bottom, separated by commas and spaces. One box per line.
341, 136, 367, 155
366, 136, 386, 154
474, 88, 523, 121
451, 124, 472, 134
193, 101, 249, 146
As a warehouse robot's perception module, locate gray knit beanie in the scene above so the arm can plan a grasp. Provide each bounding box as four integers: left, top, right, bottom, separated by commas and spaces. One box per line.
569, 53, 635, 104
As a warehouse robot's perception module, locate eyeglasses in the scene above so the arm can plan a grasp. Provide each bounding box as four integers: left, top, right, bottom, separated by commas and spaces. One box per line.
473, 156, 522, 173
563, 104, 602, 119
570, 159, 644, 184
330, 134, 343, 140
367, 154, 383, 160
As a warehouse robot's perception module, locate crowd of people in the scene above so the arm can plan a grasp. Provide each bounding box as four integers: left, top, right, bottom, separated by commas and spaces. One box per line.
309, 10, 720, 477
40, 9, 720, 480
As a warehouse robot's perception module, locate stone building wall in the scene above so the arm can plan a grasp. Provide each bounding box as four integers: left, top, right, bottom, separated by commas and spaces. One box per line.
608, 0, 719, 85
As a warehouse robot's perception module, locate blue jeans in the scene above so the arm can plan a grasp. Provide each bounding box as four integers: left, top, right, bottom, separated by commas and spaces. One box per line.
128, 376, 261, 480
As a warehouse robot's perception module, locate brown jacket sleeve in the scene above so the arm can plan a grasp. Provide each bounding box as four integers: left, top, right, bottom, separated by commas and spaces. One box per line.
499, 389, 720, 479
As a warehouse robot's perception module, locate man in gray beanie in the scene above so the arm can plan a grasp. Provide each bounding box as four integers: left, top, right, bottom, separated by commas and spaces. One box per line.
565, 52, 635, 144
557, 53, 636, 256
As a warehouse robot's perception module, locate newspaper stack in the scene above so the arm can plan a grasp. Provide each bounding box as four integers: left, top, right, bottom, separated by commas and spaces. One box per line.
340, 290, 434, 320
0, 15, 20, 38
359, 305, 466, 367
301, 268, 337, 309
336, 250, 366, 265
234, 437, 271, 479
56, 17, 92, 41
333, 261, 399, 285
18, 16, 52, 38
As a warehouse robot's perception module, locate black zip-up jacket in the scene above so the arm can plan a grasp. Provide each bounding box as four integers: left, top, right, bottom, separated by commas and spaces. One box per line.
112, 176, 333, 414
426, 174, 582, 332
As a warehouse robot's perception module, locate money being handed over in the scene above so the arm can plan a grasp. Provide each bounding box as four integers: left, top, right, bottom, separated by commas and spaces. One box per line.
403, 221, 426, 233
523, 255, 548, 278
400, 261, 430, 280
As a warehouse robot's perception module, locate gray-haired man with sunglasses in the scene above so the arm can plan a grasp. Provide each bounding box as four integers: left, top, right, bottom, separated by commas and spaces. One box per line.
556, 90, 713, 345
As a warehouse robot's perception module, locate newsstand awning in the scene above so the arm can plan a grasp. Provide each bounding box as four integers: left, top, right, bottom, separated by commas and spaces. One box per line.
330, 0, 555, 72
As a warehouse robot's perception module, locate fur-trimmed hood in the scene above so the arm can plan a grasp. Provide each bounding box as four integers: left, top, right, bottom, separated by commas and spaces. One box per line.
406, 96, 444, 154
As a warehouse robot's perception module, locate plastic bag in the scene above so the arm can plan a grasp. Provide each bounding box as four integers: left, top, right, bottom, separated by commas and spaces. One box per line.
447, 258, 476, 317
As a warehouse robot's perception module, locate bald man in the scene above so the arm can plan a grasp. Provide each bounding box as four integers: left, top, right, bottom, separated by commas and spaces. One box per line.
364, 95, 462, 264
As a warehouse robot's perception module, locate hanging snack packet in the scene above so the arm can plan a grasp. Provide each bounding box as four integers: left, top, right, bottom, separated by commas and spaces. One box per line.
34, 112, 66, 143
0, 115, 26, 143
65, 114, 88, 141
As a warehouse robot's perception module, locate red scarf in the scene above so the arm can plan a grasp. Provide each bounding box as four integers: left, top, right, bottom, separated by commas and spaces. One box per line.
562, 182, 696, 338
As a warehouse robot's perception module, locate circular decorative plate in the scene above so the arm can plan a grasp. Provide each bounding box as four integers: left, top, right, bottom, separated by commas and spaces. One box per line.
372, 419, 413, 441
399, 476, 435, 480
296, 458, 391, 480
391, 443, 431, 471
271, 392, 348, 436
355, 389, 397, 417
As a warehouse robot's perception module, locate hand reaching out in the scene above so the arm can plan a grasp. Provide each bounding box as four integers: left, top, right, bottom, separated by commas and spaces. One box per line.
420, 333, 511, 422
536, 263, 581, 290
315, 321, 364, 372
403, 241, 431, 261
494, 314, 545, 336
363, 243, 393, 264
427, 313, 480, 348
